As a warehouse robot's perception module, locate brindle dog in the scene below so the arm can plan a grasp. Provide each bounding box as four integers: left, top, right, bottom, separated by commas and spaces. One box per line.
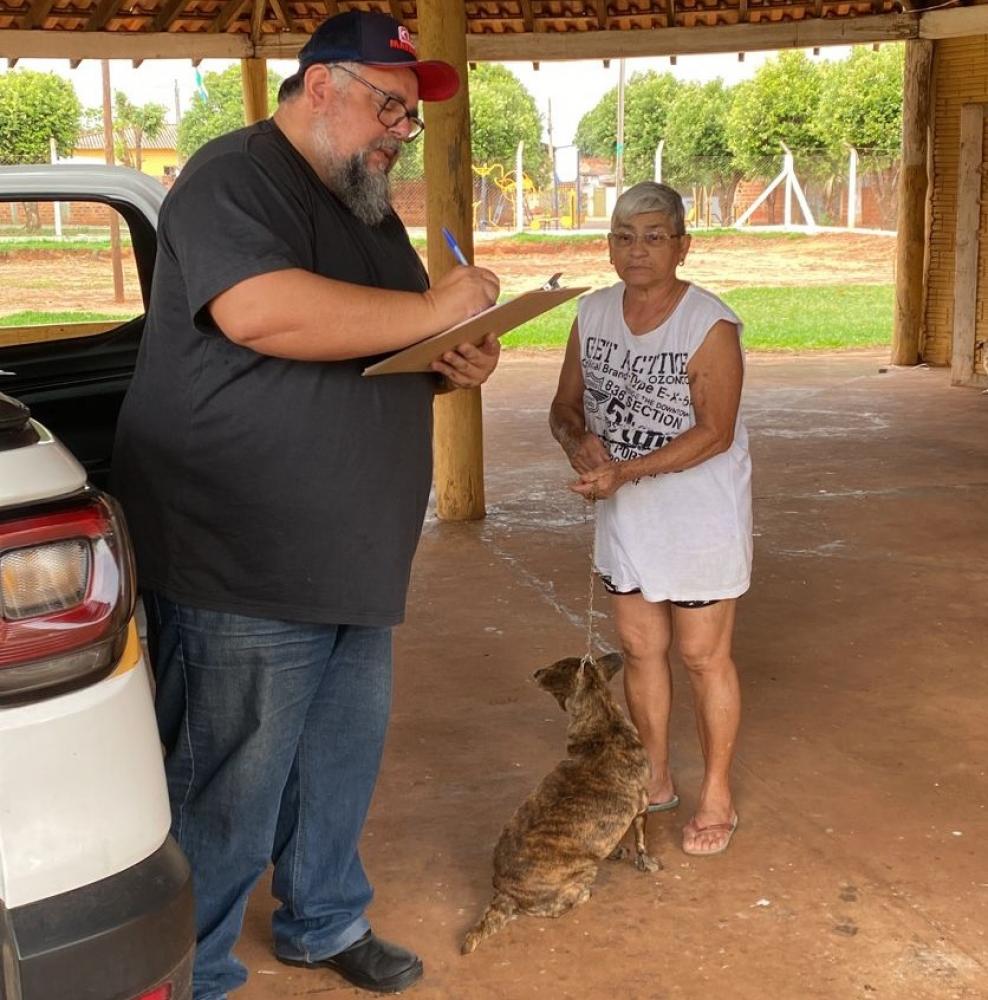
462, 652, 661, 954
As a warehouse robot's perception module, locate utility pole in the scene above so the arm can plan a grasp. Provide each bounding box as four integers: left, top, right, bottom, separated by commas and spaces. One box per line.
101, 60, 125, 304
615, 58, 626, 197
173, 78, 181, 126
547, 98, 558, 221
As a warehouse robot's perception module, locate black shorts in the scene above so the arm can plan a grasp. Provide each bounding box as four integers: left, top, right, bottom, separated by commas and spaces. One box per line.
599, 574, 720, 608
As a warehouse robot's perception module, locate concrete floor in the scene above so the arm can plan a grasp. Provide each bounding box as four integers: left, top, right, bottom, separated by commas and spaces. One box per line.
237, 351, 988, 1000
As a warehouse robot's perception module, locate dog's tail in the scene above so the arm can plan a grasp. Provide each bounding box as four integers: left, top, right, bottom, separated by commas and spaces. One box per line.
461, 893, 518, 954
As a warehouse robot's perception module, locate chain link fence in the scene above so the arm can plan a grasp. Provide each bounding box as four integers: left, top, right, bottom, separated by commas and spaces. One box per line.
388, 148, 899, 235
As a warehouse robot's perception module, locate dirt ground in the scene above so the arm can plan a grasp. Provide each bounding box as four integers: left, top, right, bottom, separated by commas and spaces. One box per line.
474, 231, 897, 294
0, 231, 895, 319
231, 351, 987, 1000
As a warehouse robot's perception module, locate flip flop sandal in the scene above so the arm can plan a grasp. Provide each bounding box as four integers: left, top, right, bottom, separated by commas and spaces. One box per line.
682, 815, 739, 856
646, 794, 681, 813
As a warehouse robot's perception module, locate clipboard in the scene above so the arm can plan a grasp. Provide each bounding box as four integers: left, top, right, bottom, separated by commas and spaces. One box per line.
362, 278, 589, 376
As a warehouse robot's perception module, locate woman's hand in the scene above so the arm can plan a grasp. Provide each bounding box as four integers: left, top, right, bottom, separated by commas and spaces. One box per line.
564, 430, 611, 474
569, 460, 631, 500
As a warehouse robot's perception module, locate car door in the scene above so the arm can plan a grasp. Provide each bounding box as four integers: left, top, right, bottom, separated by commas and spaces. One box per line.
0, 164, 163, 489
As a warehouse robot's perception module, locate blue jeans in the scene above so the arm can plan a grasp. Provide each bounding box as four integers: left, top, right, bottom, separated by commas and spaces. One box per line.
145, 593, 393, 1000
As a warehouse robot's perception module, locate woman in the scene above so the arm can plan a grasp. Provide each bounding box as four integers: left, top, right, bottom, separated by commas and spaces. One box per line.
550, 182, 752, 857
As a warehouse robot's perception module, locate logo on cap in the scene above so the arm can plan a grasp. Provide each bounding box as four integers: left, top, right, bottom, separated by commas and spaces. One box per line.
391, 24, 416, 56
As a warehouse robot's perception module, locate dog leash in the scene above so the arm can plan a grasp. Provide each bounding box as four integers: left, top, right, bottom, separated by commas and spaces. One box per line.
581, 487, 597, 668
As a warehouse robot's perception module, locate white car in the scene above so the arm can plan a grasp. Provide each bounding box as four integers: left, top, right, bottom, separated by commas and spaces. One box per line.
0, 165, 194, 1000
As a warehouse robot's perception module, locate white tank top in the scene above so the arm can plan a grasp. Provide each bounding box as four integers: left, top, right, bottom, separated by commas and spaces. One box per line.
578, 282, 752, 602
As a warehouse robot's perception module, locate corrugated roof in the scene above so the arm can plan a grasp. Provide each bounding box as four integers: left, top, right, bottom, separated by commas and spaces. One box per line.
75, 124, 180, 151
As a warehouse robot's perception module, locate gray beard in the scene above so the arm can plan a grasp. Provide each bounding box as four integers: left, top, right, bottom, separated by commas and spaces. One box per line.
312, 117, 398, 226
326, 152, 393, 227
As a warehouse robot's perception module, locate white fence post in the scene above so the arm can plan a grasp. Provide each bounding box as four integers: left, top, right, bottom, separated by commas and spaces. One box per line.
848, 146, 859, 230
515, 140, 525, 233
50, 137, 63, 239
654, 139, 664, 184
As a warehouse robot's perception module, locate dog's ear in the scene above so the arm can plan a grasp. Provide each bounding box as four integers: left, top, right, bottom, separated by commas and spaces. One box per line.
597, 651, 624, 681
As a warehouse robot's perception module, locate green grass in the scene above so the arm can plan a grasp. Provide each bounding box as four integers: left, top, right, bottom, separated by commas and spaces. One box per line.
723, 284, 893, 351
0, 310, 131, 327
501, 284, 893, 352
0, 237, 132, 252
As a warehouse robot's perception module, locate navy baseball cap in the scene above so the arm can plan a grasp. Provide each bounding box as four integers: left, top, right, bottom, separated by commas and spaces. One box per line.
298, 10, 459, 102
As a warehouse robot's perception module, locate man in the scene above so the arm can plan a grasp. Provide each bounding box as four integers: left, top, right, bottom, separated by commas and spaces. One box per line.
111, 11, 500, 998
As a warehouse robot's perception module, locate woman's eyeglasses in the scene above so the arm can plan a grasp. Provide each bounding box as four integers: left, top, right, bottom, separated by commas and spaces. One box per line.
608, 231, 684, 250
330, 64, 425, 141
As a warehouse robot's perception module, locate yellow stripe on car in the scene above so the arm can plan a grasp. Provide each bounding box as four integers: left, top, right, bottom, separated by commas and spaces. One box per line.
109, 619, 142, 677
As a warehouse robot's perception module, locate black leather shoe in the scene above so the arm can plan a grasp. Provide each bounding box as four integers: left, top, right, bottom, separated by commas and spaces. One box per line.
278, 930, 424, 994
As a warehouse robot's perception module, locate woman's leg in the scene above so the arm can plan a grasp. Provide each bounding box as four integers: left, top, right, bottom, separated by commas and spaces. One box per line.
672, 599, 741, 854
611, 593, 676, 806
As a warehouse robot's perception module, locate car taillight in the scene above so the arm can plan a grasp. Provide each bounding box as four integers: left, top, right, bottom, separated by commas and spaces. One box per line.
0, 491, 135, 704
132, 985, 172, 1000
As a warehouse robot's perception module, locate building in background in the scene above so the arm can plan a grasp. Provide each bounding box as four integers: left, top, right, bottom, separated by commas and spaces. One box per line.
70, 124, 180, 186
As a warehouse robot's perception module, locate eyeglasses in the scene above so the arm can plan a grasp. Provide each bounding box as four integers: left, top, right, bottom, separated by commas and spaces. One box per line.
608, 231, 684, 250
330, 64, 425, 141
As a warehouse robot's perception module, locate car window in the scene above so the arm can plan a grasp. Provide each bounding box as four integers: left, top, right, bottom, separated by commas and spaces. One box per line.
0, 199, 143, 348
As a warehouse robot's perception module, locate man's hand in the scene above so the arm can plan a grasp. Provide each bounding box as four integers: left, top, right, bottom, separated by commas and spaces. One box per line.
431, 334, 501, 389
569, 460, 630, 500
426, 265, 500, 329
563, 430, 611, 474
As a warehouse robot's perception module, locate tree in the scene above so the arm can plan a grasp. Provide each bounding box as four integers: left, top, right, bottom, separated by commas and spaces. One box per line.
395, 66, 545, 185
574, 71, 682, 184
815, 45, 903, 156
725, 51, 824, 177
814, 45, 904, 227
0, 70, 81, 165
177, 65, 282, 159
468, 64, 545, 179
663, 79, 739, 223
111, 92, 168, 172
0, 70, 82, 230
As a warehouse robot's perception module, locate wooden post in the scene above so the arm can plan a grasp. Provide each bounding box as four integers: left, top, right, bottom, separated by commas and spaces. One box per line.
419, 0, 486, 521
241, 58, 269, 124
100, 59, 125, 304
951, 103, 986, 387
891, 39, 933, 366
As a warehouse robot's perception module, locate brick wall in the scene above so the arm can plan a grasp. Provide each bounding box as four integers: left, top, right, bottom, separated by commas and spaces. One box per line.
923, 35, 988, 365
0, 201, 119, 227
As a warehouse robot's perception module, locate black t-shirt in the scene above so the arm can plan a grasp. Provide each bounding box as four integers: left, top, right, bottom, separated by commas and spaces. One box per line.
111, 120, 437, 626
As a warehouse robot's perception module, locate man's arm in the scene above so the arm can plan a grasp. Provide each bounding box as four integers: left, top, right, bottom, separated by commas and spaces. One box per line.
209, 264, 499, 362
549, 322, 612, 473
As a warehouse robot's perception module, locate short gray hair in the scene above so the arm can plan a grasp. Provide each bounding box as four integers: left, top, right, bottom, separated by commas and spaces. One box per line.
612, 182, 686, 235
278, 60, 357, 104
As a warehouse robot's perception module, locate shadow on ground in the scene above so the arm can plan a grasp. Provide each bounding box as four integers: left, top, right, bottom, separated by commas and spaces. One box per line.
237, 351, 988, 1000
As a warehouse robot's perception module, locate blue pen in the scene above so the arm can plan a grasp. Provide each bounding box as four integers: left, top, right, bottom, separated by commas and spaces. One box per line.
442, 226, 470, 266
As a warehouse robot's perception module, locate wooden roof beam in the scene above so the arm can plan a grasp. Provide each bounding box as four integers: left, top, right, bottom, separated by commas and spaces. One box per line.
85, 0, 126, 31
268, 0, 297, 31
461, 12, 917, 59
21, 0, 56, 30
519, 0, 534, 32
249, 0, 267, 43
0, 28, 249, 58
207, 0, 251, 33
3, 7, 985, 63
387, 0, 402, 22
594, 1, 608, 30
152, 0, 192, 32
